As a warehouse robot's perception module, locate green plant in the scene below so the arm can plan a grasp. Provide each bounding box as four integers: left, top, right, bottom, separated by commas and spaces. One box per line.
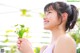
21, 9, 31, 17
14, 24, 29, 38
34, 47, 40, 53
70, 18, 80, 44
70, 32, 80, 44
39, 13, 45, 18
67, 0, 80, 2
10, 45, 17, 53
77, 48, 80, 53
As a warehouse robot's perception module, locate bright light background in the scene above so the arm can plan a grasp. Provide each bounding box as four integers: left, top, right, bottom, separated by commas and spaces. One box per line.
0, 0, 80, 50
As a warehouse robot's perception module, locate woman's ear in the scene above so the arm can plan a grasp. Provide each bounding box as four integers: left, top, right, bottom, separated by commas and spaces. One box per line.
62, 12, 68, 21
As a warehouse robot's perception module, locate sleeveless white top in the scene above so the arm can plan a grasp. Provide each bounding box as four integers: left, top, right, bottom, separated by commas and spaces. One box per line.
43, 44, 55, 53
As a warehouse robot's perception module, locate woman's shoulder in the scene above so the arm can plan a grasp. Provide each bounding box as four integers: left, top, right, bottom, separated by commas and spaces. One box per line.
40, 45, 47, 53
60, 34, 75, 43
54, 34, 76, 53
57, 34, 76, 46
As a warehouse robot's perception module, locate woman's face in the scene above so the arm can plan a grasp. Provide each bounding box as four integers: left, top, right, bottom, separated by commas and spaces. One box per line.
43, 6, 61, 30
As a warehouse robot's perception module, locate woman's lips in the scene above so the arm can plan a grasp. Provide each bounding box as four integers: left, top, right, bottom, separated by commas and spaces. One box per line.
43, 18, 49, 24
44, 20, 49, 24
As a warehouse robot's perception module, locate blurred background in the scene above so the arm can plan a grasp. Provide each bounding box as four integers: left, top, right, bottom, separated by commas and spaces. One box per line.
0, 0, 80, 53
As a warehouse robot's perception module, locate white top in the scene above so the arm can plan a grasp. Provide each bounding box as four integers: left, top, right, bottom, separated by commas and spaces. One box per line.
43, 44, 55, 53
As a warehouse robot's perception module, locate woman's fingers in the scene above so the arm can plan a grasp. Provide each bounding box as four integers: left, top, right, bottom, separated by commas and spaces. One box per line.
17, 40, 20, 44
17, 38, 23, 44
17, 38, 34, 53
17, 38, 23, 49
17, 38, 26, 47
17, 43, 20, 47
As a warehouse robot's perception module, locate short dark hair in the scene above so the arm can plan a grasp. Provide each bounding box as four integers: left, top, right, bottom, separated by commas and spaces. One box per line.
44, 2, 78, 31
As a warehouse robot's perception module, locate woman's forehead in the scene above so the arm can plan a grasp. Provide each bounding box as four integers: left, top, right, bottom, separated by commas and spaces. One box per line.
45, 5, 54, 11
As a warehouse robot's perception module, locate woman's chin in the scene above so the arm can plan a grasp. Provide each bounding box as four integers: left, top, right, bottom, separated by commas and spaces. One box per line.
44, 26, 50, 30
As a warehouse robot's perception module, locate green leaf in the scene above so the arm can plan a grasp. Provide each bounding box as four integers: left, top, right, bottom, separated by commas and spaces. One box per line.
21, 9, 30, 16
39, 13, 45, 18
6, 30, 14, 33
67, 0, 80, 2
34, 47, 40, 53
24, 27, 29, 33
14, 24, 30, 38
77, 18, 80, 22
14, 24, 18, 27
3, 39, 9, 43
77, 48, 80, 53
20, 24, 25, 28
21, 9, 27, 16
18, 29, 25, 38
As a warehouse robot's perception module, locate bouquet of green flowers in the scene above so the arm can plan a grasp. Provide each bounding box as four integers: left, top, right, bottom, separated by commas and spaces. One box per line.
15, 24, 29, 38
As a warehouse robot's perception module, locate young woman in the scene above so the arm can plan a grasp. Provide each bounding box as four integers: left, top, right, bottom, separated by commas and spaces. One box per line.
17, 2, 78, 53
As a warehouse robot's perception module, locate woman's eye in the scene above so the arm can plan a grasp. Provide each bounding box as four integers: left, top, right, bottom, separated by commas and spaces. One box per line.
48, 12, 52, 13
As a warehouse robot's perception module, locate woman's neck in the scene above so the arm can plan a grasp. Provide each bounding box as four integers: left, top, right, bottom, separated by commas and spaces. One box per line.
51, 27, 66, 44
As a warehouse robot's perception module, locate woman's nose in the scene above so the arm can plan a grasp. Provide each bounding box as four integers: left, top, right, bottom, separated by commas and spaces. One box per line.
43, 17, 47, 20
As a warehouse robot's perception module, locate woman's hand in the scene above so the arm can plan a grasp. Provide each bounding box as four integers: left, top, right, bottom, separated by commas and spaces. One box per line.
17, 38, 34, 53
